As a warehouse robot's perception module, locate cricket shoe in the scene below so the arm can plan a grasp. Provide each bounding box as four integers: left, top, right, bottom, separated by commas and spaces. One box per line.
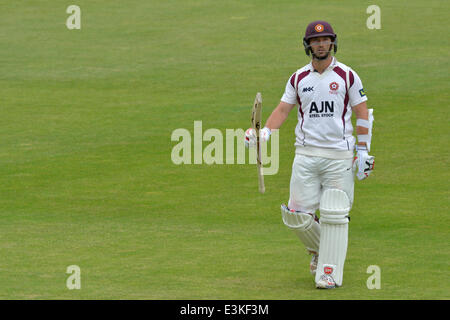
316, 274, 336, 289
310, 254, 318, 276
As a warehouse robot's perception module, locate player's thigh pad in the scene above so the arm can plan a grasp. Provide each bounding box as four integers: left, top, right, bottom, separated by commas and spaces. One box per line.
281, 204, 320, 254
315, 189, 350, 286
319, 157, 355, 208
288, 155, 322, 213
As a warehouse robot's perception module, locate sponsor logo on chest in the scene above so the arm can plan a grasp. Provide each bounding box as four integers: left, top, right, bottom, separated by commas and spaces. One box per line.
309, 101, 334, 118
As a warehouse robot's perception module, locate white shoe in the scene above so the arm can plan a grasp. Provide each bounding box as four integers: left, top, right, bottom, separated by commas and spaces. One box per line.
316, 274, 336, 289
310, 254, 318, 276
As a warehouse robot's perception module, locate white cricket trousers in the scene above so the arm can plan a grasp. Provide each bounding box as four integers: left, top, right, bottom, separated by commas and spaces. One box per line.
288, 154, 354, 214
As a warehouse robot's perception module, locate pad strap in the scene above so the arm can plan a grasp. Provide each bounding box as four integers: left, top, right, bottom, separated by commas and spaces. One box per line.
356, 119, 370, 128
357, 134, 370, 143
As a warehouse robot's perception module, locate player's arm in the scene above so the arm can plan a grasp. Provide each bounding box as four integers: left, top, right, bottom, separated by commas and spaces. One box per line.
245, 72, 297, 147
352, 101, 375, 180
352, 101, 369, 147
245, 101, 295, 147
265, 101, 296, 130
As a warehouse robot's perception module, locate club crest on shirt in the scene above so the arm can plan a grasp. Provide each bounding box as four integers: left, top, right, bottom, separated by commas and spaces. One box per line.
329, 82, 339, 95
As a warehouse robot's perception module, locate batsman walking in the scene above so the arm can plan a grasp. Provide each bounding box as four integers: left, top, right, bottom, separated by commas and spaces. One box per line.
245, 20, 375, 288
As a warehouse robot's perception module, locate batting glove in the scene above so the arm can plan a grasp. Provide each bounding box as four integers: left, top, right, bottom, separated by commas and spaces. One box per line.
355, 145, 375, 180
244, 127, 271, 148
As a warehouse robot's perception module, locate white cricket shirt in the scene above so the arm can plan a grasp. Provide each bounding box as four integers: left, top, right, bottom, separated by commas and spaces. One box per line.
281, 57, 368, 159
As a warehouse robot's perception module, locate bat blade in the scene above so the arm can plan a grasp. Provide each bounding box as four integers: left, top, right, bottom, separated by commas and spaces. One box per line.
251, 92, 265, 194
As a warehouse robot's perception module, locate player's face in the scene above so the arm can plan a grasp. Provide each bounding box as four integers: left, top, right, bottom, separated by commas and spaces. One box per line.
309, 36, 333, 58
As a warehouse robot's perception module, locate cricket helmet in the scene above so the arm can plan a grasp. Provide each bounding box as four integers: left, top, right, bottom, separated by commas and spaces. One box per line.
303, 20, 338, 56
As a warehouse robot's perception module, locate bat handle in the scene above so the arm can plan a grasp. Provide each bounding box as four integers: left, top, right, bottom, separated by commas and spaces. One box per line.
257, 142, 265, 194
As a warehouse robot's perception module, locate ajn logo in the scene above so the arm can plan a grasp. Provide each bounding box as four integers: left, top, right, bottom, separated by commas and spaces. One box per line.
310, 101, 334, 113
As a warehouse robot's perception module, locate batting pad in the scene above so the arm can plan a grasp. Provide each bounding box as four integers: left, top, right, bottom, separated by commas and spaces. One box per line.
315, 189, 350, 287
281, 204, 320, 254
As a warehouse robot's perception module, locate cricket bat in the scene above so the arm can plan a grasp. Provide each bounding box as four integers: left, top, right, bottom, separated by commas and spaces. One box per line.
251, 92, 265, 194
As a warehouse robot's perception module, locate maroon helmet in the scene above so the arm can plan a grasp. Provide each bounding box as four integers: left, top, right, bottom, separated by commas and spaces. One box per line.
302, 20, 338, 56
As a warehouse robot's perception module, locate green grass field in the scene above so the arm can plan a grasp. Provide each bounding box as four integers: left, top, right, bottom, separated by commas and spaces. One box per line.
0, 0, 448, 300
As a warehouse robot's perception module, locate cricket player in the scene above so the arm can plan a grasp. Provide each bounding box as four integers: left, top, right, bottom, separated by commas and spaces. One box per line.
245, 21, 375, 288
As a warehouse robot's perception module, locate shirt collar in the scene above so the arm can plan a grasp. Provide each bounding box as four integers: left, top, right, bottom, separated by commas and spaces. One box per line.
308, 56, 337, 73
